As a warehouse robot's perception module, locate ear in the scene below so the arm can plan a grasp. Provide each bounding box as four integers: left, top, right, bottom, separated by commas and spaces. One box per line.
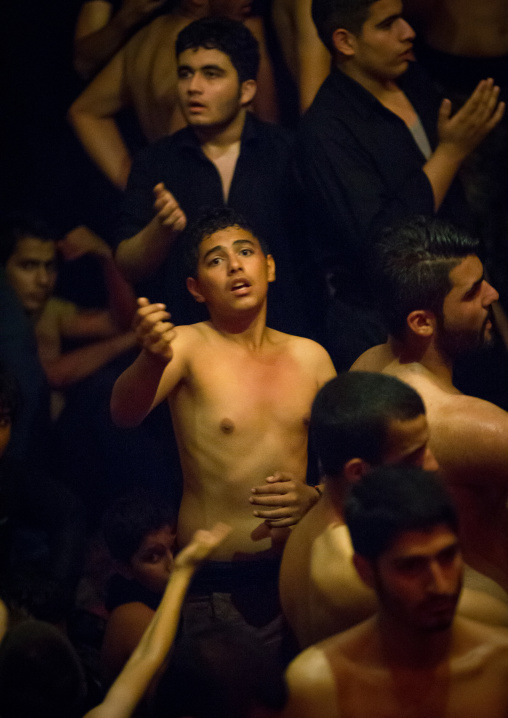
240, 79, 257, 106
266, 254, 276, 283
406, 309, 436, 338
332, 27, 357, 57
186, 276, 206, 303
353, 553, 376, 589
343, 457, 371, 484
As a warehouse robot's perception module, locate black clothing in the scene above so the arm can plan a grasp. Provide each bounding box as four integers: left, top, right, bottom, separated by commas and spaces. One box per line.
105, 573, 161, 613
119, 114, 309, 336
294, 63, 471, 368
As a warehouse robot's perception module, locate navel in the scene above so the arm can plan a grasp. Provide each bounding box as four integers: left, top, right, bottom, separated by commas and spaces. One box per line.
220, 418, 235, 434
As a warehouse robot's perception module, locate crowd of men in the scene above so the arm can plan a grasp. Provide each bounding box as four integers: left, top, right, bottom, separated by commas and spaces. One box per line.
2, 0, 508, 716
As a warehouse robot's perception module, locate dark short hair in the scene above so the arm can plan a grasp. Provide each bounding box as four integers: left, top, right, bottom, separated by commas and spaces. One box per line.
345, 465, 458, 560
311, 372, 425, 477
152, 624, 287, 718
312, 0, 377, 51
0, 216, 57, 266
182, 206, 269, 278
102, 490, 176, 565
176, 16, 260, 83
373, 216, 481, 340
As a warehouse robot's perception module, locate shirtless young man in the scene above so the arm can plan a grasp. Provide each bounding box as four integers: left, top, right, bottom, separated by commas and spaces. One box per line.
283, 465, 508, 718
279, 372, 508, 650
68, 0, 278, 189
111, 207, 336, 648
271, 0, 331, 112
351, 216, 508, 593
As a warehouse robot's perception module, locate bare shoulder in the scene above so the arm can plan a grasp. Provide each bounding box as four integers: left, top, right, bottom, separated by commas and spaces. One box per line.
453, 617, 508, 665
283, 644, 339, 718
271, 331, 336, 378
350, 343, 393, 371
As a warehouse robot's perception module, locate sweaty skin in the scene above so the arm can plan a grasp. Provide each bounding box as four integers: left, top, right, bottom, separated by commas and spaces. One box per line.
405, 0, 508, 57
111, 227, 336, 559
271, 0, 331, 112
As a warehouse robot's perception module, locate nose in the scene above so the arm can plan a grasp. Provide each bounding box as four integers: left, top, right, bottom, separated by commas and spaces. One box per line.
188, 72, 203, 93
36, 266, 51, 286
399, 18, 416, 42
422, 447, 439, 473
227, 251, 243, 273
483, 280, 499, 306
428, 561, 450, 593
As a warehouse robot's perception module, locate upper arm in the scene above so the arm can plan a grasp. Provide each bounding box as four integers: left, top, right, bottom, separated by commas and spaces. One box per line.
60, 309, 119, 339
283, 648, 339, 718
101, 602, 155, 683
294, 0, 330, 111
70, 47, 129, 117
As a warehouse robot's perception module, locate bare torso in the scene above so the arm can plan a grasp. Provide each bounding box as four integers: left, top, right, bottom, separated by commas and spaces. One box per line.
351, 344, 508, 592
169, 322, 334, 560
408, 0, 508, 57
284, 617, 508, 718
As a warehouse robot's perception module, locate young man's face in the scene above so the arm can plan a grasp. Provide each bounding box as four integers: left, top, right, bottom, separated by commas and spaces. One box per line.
128, 524, 177, 595
347, 0, 415, 83
186, 225, 275, 314
5, 236, 57, 316
373, 523, 463, 632
177, 47, 253, 130
438, 254, 499, 358
382, 414, 438, 472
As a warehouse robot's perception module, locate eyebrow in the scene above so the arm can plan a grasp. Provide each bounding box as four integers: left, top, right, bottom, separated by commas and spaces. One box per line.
178, 63, 225, 73
202, 239, 256, 262
375, 13, 401, 27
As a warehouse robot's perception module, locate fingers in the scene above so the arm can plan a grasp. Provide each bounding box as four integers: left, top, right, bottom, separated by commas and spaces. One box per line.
153, 184, 187, 232
134, 298, 175, 361
174, 523, 232, 567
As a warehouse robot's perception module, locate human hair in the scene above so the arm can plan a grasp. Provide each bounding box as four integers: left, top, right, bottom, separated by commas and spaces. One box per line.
0, 216, 57, 266
151, 624, 287, 718
0, 363, 20, 423
176, 16, 260, 83
345, 465, 458, 560
311, 0, 377, 51
102, 490, 176, 565
182, 206, 269, 278
310, 372, 425, 477
0, 619, 86, 718
373, 216, 481, 340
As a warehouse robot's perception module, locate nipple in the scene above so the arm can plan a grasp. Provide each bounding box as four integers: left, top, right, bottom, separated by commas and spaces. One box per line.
220, 418, 235, 434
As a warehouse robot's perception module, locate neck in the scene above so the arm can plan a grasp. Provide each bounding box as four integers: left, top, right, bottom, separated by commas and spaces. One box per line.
376, 612, 454, 668
195, 109, 247, 150
323, 479, 348, 523
208, 302, 269, 348
389, 336, 454, 387
339, 60, 402, 101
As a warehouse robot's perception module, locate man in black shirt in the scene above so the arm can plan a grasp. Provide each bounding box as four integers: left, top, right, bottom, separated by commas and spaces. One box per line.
295, 0, 504, 369
116, 16, 305, 335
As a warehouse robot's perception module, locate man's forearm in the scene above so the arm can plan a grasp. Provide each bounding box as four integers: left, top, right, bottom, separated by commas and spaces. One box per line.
68, 108, 132, 190
110, 349, 167, 427
115, 215, 174, 283
42, 331, 136, 389
422, 144, 464, 212
98, 253, 137, 329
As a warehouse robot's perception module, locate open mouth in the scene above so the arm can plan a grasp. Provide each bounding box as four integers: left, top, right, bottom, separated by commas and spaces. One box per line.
230, 280, 251, 294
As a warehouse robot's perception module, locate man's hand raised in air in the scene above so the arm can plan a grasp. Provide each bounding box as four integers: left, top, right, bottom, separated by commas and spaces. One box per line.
135, 297, 176, 363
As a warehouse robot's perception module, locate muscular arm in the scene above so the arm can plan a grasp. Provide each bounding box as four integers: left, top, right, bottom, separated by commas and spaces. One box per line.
74, 0, 165, 80
283, 646, 339, 718
245, 16, 280, 124
68, 48, 133, 190
293, 0, 330, 112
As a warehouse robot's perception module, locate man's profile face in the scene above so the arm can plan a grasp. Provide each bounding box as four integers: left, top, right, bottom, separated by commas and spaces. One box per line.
382, 413, 438, 472
346, 0, 415, 83
373, 523, 463, 632
187, 225, 275, 313
177, 47, 251, 129
5, 236, 57, 316
438, 254, 499, 358
128, 524, 176, 595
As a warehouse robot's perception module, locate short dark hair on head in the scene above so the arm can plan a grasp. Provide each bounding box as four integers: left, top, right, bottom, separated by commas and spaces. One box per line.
0, 216, 57, 266
152, 624, 287, 718
0, 364, 20, 423
182, 206, 269, 278
345, 465, 458, 560
102, 489, 176, 565
176, 16, 260, 83
373, 216, 481, 340
311, 372, 425, 477
312, 0, 377, 51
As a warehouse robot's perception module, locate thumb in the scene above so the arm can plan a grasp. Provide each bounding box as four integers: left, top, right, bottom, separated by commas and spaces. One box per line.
437, 98, 452, 127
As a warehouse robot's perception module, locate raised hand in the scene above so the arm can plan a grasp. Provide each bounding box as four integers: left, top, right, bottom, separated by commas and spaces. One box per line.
153, 183, 187, 233
134, 297, 176, 362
